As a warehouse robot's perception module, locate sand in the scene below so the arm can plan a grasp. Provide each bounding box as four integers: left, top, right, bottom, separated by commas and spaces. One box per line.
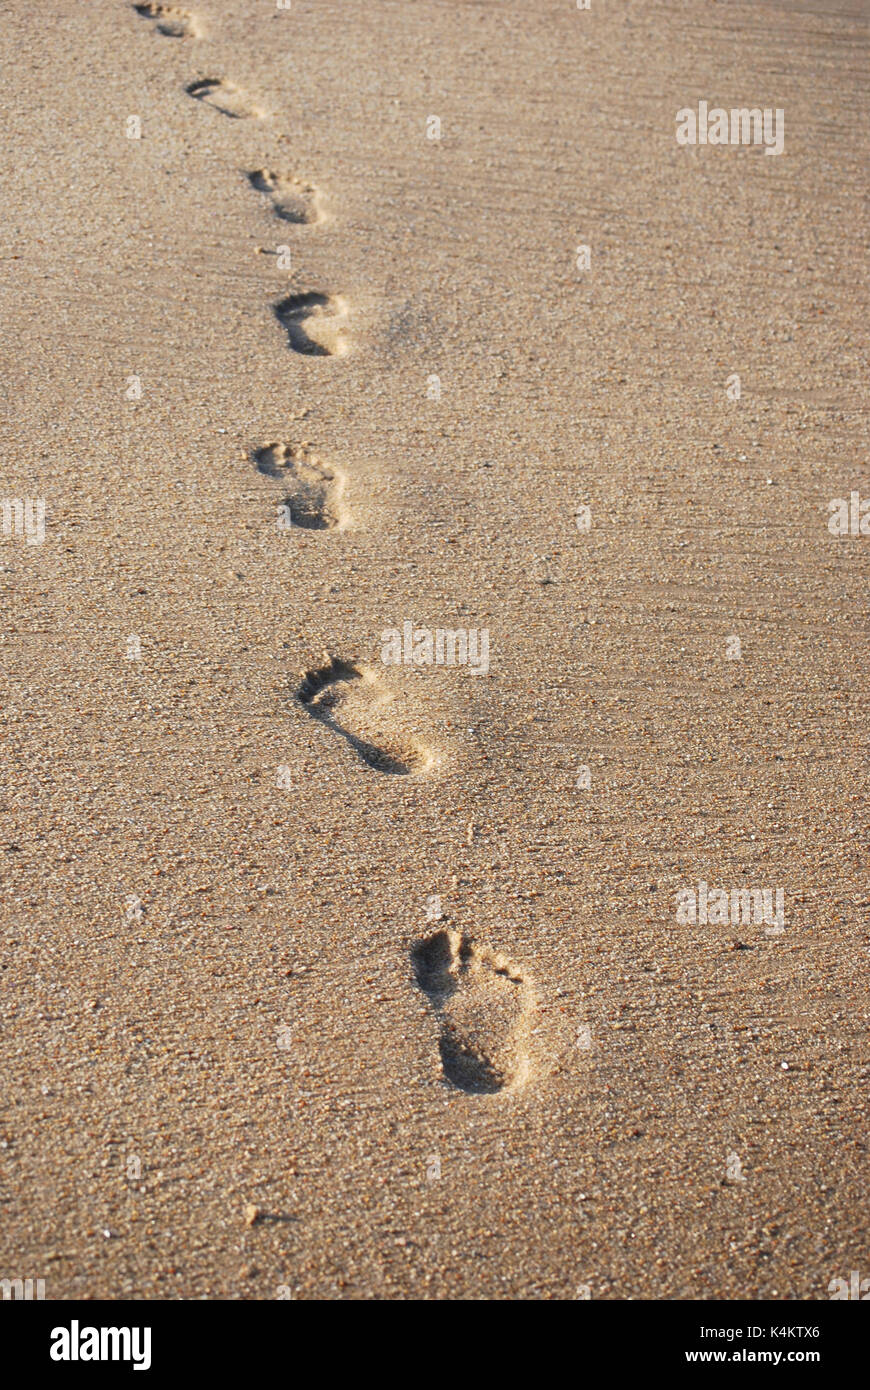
0, 0, 866, 1300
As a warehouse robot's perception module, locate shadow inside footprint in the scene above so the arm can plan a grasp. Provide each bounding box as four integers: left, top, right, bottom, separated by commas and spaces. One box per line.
297, 657, 421, 775
412, 929, 532, 1094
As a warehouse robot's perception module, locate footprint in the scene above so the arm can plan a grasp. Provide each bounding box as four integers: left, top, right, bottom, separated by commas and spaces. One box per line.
274, 293, 350, 357
134, 2, 201, 37
297, 656, 433, 776
253, 443, 346, 530
247, 170, 324, 225
186, 78, 264, 119
411, 928, 535, 1094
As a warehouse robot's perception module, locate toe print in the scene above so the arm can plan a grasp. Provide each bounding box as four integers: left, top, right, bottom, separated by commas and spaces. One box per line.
412, 929, 535, 1094
297, 656, 434, 776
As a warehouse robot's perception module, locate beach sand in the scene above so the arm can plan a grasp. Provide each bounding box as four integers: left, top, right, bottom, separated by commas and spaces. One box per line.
0, 0, 866, 1299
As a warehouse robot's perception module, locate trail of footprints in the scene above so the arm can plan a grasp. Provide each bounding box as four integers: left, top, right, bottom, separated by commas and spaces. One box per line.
137, 0, 423, 776
139, 1, 543, 1096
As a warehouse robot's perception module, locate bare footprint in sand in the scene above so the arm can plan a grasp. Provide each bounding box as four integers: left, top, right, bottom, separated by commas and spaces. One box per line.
253, 443, 346, 530
247, 170, 325, 225
186, 78, 264, 119
134, 3, 201, 37
297, 656, 434, 775
412, 928, 536, 1094
274, 293, 350, 357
